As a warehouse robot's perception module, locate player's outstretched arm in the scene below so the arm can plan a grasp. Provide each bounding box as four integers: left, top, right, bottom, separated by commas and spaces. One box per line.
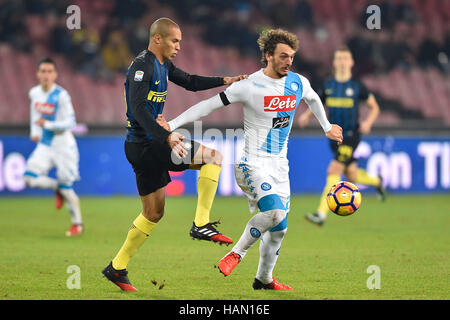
168, 61, 247, 91
164, 94, 226, 131
223, 75, 248, 85
161, 77, 246, 131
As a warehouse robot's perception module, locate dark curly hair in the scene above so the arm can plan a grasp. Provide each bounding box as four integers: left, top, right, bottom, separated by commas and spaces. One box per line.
257, 28, 299, 66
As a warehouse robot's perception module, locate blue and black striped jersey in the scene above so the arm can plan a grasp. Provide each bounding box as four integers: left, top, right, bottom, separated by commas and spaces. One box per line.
124, 50, 224, 143
318, 77, 371, 137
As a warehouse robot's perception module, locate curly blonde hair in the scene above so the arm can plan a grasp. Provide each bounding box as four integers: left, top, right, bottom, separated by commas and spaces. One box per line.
257, 28, 299, 65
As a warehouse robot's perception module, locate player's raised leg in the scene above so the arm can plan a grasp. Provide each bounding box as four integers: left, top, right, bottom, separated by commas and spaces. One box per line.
23, 144, 64, 209
188, 144, 232, 245
24, 172, 65, 210
218, 194, 287, 276
24, 171, 59, 191
345, 162, 386, 201
103, 187, 163, 291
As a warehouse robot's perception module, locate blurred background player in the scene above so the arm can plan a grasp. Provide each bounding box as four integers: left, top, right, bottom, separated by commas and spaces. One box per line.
23, 58, 83, 237
102, 17, 246, 291
161, 29, 343, 290
299, 47, 386, 226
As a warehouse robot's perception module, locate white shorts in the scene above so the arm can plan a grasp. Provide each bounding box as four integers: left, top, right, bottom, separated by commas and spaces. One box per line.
234, 156, 290, 214
25, 142, 80, 187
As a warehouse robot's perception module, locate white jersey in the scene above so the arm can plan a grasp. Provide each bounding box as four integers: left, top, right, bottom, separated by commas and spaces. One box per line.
25, 84, 79, 186
168, 69, 332, 213
29, 83, 77, 148
222, 69, 331, 159
168, 69, 331, 161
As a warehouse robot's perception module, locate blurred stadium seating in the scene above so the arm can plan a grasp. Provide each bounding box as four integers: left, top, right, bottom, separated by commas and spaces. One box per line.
0, 0, 448, 128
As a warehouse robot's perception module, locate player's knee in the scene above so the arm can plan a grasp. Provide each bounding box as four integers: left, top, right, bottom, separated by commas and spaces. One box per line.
23, 175, 31, 186
345, 171, 357, 182
258, 194, 287, 224
59, 187, 78, 202
208, 148, 222, 166
327, 161, 344, 176
262, 209, 286, 229
23, 175, 35, 187
268, 210, 288, 232
215, 150, 223, 166
153, 209, 164, 222
143, 207, 164, 222
345, 164, 358, 182
270, 227, 287, 240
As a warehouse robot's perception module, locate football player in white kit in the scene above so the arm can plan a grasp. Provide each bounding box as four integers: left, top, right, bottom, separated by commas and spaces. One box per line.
23, 58, 83, 237
159, 29, 343, 289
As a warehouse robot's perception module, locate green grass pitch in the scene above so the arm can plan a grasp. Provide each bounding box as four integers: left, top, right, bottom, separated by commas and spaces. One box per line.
0, 194, 449, 300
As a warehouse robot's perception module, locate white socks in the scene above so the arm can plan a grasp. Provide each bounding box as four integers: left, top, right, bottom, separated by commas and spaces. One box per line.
230, 208, 288, 285
317, 211, 327, 220
60, 188, 83, 225
24, 175, 82, 225
24, 175, 58, 190
256, 228, 287, 284
231, 209, 286, 259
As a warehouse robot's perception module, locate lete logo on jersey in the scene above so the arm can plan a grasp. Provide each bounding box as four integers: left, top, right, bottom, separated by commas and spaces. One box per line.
264, 95, 296, 112
34, 102, 55, 115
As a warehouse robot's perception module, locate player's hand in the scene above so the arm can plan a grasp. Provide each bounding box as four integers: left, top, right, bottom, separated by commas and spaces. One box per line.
156, 114, 170, 131
298, 112, 310, 128
359, 121, 372, 135
167, 132, 188, 159
35, 118, 46, 127
31, 136, 40, 143
224, 75, 248, 85
325, 124, 343, 145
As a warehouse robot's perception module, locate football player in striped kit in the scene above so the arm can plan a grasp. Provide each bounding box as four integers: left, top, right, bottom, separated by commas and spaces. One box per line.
160, 29, 343, 290
299, 47, 386, 226
101, 17, 246, 291
23, 58, 83, 236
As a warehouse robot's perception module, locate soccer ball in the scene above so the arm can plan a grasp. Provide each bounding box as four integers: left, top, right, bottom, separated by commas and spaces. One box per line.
327, 181, 362, 216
